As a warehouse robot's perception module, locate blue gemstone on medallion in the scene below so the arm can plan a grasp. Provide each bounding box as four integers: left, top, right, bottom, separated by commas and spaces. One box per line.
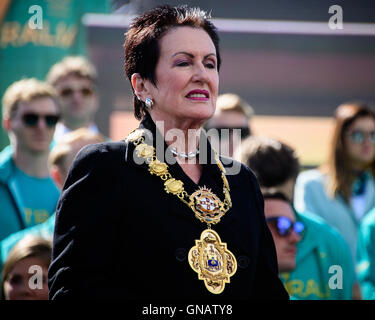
208, 259, 218, 267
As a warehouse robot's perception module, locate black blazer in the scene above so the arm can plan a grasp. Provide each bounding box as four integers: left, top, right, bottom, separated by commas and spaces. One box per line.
48, 114, 289, 300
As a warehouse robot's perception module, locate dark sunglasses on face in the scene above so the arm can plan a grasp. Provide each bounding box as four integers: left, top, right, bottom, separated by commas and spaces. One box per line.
22, 113, 60, 128
207, 127, 251, 140
59, 86, 94, 97
348, 129, 375, 144
266, 216, 305, 237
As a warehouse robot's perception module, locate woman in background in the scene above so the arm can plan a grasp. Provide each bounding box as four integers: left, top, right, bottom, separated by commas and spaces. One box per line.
1, 235, 51, 300
294, 102, 375, 267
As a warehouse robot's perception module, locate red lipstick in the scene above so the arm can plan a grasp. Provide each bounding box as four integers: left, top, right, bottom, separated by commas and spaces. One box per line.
186, 89, 209, 101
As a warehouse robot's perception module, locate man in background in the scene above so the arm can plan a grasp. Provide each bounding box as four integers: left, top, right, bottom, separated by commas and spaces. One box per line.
263, 192, 303, 274
205, 93, 253, 158
0, 78, 60, 242
0, 128, 105, 271
239, 136, 356, 299
46, 56, 103, 143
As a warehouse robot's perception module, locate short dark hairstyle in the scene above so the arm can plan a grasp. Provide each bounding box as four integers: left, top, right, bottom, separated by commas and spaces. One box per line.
124, 5, 221, 120
240, 136, 300, 187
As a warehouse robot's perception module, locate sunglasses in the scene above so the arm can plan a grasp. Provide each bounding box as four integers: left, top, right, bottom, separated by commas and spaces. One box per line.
59, 86, 94, 97
266, 216, 305, 237
348, 130, 375, 144
207, 127, 251, 140
22, 113, 60, 128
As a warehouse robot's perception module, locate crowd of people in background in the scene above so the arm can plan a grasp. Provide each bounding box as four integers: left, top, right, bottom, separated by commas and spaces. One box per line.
0, 3, 374, 302
1, 56, 374, 300
0, 55, 106, 299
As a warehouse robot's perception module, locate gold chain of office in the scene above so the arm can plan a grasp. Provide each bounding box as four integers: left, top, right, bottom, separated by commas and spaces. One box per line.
125, 128, 232, 225
125, 128, 238, 294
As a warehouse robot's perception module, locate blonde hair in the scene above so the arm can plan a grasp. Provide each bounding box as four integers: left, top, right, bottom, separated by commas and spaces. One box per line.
46, 56, 98, 86
215, 93, 254, 118
1, 236, 52, 300
48, 128, 106, 173
2, 78, 58, 119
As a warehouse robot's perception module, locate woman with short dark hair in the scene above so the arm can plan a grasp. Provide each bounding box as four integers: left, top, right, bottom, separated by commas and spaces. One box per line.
48, 5, 288, 300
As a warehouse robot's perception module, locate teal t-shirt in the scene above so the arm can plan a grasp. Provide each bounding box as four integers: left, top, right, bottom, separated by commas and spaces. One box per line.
280, 210, 355, 300
281, 253, 332, 299
12, 166, 59, 227
0, 213, 55, 273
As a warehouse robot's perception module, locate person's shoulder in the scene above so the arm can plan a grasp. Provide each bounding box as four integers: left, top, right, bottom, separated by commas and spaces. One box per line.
74, 140, 127, 164
0, 146, 14, 183
219, 155, 257, 182
298, 210, 347, 245
78, 140, 126, 156
296, 169, 327, 194
298, 168, 325, 182
298, 210, 327, 225
219, 155, 245, 170
66, 140, 129, 180
0, 219, 53, 265
0, 145, 13, 164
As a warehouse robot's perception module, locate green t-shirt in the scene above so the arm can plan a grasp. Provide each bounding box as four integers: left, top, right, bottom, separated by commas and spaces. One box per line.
12, 166, 60, 227
0, 0, 111, 149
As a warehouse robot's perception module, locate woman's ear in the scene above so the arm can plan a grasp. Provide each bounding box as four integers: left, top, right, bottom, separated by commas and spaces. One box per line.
131, 73, 150, 101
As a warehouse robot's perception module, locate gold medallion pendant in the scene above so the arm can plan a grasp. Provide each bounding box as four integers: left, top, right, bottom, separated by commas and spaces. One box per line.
188, 229, 237, 294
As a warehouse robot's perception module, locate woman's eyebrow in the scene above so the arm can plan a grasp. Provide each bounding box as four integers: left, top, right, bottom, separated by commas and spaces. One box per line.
172, 52, 216, 59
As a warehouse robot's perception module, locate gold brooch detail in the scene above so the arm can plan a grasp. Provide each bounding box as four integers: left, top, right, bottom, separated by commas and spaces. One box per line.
149, 160, 169, 177
135, 143, 154, 159
188, 229, 237, 294
189, 187, 225, 225
164, 178, 184, 195
126, 129, 144, 143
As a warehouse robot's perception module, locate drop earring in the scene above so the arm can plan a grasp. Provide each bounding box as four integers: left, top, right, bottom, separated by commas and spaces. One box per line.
145, 98, 153, 109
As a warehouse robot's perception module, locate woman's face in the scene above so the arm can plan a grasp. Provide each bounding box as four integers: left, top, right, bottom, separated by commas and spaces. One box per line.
344, 116, 375, 168
3, 257, 49, 300
147, 26, 219, 127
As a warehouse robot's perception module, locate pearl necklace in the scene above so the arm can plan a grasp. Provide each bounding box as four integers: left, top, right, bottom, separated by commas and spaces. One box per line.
170, 147, 200, 159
